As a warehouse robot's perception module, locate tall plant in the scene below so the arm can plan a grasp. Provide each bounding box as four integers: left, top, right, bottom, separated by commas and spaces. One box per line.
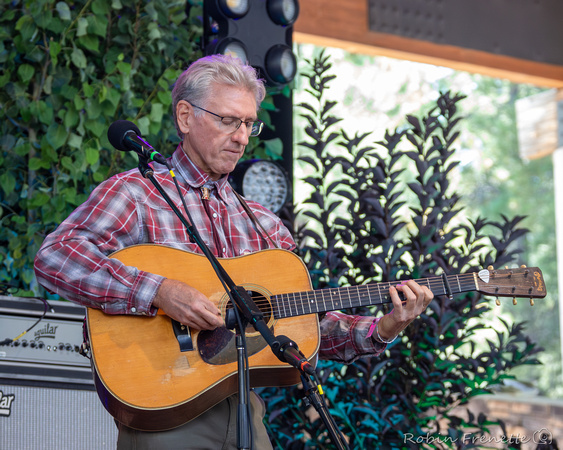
260, 50, 541, 449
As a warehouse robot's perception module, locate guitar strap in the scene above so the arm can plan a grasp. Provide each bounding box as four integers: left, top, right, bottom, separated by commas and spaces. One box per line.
232, 189, 280, 250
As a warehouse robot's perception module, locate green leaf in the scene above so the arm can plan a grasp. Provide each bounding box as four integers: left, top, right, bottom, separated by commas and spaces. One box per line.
2, 9, 16, 21
74, 94, 85, 110
34, 10, 54, 30
116, 61, 131, 75
84, 118, 105, 137
137, 116, 150, 136
78, 35, 100, 53
0, 71, 10, 88
85, 147, 99, 165
67, 133, 83, 149
46, 16, 64, 34
43, 75, 53, 94
55, 2, 72, 21
0, 172, 16, 194
29, 157, 50, 171
36, 100, 54, 125
83, 82, 94, 97
71, 46, 87, 69
14, 141, 31, 157
64, 107, 79, 128
61, 155, 74, 172
156, 90, 172, 106
46, 123, 67, 150
86, 97, 102, 120
92, 0, 110, 15
150, 103, 163, 123
264, 138, 283, 159
17, 64, 35, 83
76, 17, 88, 37
93, 170, 105, 182
105, 87, 121, 107
87, 14, 108, 37
15, 15, 36, 41
147, 22, 161, 41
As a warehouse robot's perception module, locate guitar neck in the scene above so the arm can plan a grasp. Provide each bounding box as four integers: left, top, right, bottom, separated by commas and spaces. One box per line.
272, 273, 477, 319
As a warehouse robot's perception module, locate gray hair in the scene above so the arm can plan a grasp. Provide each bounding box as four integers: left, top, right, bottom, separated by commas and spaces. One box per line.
171, 54, 266, 139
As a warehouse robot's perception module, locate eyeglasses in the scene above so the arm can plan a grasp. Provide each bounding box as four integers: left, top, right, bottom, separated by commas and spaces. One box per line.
191, 104, 264, 137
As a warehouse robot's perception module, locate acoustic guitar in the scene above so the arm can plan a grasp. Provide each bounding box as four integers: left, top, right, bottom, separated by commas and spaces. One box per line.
86, 244, 546, 431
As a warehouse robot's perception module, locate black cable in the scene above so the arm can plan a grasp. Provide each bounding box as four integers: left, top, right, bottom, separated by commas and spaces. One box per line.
0, 289, 55, 346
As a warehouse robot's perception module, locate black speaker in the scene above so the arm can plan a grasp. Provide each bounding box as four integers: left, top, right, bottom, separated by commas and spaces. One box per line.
0, 383, 117, 449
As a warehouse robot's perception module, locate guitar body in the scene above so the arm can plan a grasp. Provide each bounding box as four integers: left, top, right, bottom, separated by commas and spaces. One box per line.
86, 245, 319, 431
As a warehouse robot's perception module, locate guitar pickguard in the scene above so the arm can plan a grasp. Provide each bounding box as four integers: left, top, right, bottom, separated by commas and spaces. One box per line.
198, 286, 275, 365
198, 327, 269, 365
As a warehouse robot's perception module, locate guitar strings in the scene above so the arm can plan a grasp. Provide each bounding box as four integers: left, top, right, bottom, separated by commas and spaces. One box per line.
239, 272, 531, 319
272, 275, 475, 318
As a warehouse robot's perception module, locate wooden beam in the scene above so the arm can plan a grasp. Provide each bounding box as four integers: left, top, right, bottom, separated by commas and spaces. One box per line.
293, 0, 563, 88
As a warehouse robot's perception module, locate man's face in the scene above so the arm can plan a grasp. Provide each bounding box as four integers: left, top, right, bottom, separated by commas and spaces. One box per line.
177, 83, 258, 180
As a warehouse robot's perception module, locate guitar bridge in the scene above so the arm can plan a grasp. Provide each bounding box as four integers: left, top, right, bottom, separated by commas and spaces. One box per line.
171, 320, 194, 352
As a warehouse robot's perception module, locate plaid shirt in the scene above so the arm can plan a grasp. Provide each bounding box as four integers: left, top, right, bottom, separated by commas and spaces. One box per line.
34, 147, 385, 364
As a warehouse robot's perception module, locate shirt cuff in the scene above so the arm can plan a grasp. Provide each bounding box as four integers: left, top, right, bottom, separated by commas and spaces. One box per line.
319, 311, 387, 364
130, 271, 165, 316
101, 271, 164, 316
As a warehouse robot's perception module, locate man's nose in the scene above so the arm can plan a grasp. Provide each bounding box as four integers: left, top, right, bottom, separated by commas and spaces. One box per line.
232, 124, 250, 145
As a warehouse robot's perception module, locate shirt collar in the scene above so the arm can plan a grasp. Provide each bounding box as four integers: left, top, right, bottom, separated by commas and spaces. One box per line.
171, 145, 231, 200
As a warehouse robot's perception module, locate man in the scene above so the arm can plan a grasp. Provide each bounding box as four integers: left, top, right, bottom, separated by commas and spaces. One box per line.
34, 54, 433, 449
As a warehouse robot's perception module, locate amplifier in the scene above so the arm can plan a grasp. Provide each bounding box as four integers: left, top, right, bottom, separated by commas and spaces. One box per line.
0, 295, 92, 387
0, 296, 117, 449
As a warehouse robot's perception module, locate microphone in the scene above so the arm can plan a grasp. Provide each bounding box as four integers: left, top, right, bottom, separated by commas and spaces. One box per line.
273, 335, 316, 375
107, 120, 168, 166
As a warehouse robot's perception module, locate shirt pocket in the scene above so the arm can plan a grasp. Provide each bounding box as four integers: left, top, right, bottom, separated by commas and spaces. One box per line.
143, 204, 199, 251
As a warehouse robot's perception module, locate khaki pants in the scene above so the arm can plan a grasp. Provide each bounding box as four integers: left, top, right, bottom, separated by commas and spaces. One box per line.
116, 392, 272, 450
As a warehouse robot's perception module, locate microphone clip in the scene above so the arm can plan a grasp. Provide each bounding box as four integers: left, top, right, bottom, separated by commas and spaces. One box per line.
272, 335, 316, 376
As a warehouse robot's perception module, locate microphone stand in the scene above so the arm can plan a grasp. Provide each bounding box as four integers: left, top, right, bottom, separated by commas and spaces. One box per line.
300, 373, 350, 450
136, 157, 335, 449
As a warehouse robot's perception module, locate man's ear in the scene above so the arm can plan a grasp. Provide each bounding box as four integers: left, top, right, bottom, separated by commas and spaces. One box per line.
176, 100, 191, 135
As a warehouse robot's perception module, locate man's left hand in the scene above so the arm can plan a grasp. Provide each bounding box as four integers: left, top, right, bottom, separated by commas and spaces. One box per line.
376, 280, 434, 342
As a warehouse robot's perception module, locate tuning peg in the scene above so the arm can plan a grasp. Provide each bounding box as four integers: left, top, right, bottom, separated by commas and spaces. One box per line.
488, 265, 494, 270
505, 266, 509, 269
495, 298, 501, 306
512, 298, 517, 305
521, 264, 527, 268
530, 298, 535, 306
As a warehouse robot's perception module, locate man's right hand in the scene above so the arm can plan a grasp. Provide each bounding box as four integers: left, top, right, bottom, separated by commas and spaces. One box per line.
152, 279, 224, 330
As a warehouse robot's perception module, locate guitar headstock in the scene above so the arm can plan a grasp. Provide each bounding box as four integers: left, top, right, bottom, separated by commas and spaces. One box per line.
476, 266, 546, 305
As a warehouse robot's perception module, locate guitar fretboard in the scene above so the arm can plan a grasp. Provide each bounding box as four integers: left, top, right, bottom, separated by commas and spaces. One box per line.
271, 273, 479, 319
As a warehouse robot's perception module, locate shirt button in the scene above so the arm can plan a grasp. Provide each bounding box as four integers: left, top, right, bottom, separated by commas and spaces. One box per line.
222, 248, 226, 253
131, 307, 137, 313
213, 213, 218, 218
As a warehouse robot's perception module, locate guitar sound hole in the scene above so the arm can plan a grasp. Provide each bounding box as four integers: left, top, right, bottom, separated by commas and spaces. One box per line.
225, 290, 272, 332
